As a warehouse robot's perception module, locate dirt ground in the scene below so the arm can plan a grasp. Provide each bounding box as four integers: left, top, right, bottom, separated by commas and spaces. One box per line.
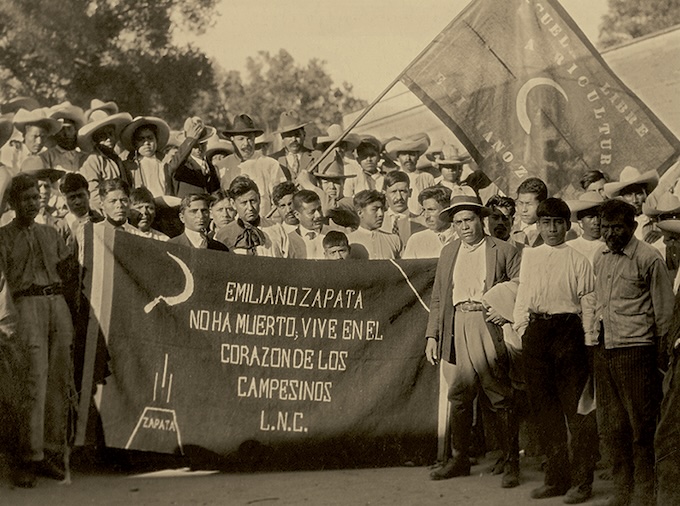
0, 452, 615, 506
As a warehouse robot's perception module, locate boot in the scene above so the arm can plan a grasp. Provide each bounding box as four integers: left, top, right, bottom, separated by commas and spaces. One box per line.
430, 401, 473, 480
498, 408, 520, 488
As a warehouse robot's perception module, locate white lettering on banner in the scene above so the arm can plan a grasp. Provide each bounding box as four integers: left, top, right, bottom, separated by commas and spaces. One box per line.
189, 310, 232, 332
259, 410, 307, 433
142, 415, 177, 432
237, 376, 333, 403
224, 282, 364, 310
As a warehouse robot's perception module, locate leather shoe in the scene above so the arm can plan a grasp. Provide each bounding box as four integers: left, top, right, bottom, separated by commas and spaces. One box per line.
35, 457, 66, 481
563, 485, 592, 504
11, 463, 36, 488
501, 461, 520, 488
530, 484, 569, 499
429, 457, 470, 480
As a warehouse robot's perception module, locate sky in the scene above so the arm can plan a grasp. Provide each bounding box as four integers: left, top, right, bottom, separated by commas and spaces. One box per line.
177, 0, 610, 101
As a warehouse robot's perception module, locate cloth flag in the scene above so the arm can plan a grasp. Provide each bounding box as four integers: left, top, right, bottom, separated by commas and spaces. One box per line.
402, 0, 680, 197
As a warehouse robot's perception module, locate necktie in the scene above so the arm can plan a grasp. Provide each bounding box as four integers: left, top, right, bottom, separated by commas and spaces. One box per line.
392, 215, 400, 235
306, 231, 316, 240
198, 236, 208, 249
289, 154, 299, 174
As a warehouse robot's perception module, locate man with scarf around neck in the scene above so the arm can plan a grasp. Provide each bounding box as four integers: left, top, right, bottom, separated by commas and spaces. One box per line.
215, 176, 288, 257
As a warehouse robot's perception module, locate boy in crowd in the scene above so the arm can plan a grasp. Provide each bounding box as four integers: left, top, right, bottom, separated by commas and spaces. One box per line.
96, 179, 143, 235
511, 177, 548, 248
0, 173, 75, 487
403, 186, 454, 259
208, 189, 236, 236
128, 187, 169, 241
348, 190, 401, 260
323, 231, 351, 260
168, 194, 229, 251
513, 198, 595, 503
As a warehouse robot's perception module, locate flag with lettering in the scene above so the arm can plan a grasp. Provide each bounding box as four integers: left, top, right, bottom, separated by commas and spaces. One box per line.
401, 0, 680, 197
78, 228, 439, 466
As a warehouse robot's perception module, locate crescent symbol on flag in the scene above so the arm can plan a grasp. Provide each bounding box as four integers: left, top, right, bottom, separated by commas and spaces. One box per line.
516, 77, 569, 135
144, 252, 195, 313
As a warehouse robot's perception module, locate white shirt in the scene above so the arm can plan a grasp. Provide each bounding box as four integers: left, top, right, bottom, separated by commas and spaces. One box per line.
513, 243, 594, 337
343, 164, 383, 196
452, 238, 486, 304
133, 156, 167, 198
405, 170, 435, 215
298, 226, 326, 260
184, 228, 207, 248
567, 236, 605, 267
136, 228, 169, 242
348, 227, 402, 260
403, 227, 455, 259
231, 155, 286, 218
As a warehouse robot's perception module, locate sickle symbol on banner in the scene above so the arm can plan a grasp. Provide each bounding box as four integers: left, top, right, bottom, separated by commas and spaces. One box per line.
144, 252, 195, 313
516, 77, 569, 135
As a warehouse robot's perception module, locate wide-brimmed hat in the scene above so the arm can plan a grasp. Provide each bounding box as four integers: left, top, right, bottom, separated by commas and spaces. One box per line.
48, 101, 86, 131
275, 110, 307, 134
13, 108, 61, 136
435, 144, 472, 166
166, 130, 183, 149
221, 114, 264, 137
0, 114, 14, 149
604, 166, 658, 198
313, 124, 360, 152
1, 97, 40, 115
205, 136, 234, 159
657, 219, 680, 235
77, 112, 133, 151
85, 99, 119, 122
385, 133, 431, 160
439, 186, 489, 221
182, 116, 216, 144
255, 132, 274, 148
643, 191, 680, 217
356, 134, 382, 153
566, 191, 606, 222
20, 156, 65, 182
120, 116, 171, 153
315, 155, 356, 180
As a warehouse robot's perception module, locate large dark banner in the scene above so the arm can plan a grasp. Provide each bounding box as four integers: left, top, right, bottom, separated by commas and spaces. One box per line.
79, 229, 439, 465
402, 0, 680, 197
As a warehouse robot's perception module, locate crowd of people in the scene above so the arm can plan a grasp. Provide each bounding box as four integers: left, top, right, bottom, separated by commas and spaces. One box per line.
0, 95, 679, 505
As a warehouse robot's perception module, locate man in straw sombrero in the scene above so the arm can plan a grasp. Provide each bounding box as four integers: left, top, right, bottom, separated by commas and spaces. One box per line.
384, 133, 435, 215
40, 102, 88, 172
269, 110, 316, 181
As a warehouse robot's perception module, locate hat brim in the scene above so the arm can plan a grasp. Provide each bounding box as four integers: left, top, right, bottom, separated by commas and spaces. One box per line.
316, 173, 356, 180
86, 101, 118, 121
0, 117, 13, 149
222, 127, 264, 137
51, 111, 85, 131
120, 117, 170, 153
275, 122, 308, 134
436, 156, 472, 166
386, 140, 430, 161
440, 203, 490, 222
22, 167, 66, 183
657, 220, 680, 235
14, 117, 62, 137
604, 170, 659, 198
313, 133, 361, 152
1, 97, 40, 114
78, 112, 133, 151
566, 200, 602, 222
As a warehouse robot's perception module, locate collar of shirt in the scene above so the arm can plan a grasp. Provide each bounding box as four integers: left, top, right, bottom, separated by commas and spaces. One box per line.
461, 235, 486, 252
299, 226, 322, 240
603, 236, 638, 258
184, 228, 206, 248
387, 209, 409, 220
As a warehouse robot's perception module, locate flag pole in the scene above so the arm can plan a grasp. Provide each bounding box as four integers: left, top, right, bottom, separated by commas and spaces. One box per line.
307, 24, 450, 174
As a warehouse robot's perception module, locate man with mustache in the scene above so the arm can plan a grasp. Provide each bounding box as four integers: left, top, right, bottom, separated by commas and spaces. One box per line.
403, 186, 455, 259
379, 171, 425, 249
384, 133, 435, 216
269, 111, 316, 182
218, 114, 286, 218
287, 190, 326, 260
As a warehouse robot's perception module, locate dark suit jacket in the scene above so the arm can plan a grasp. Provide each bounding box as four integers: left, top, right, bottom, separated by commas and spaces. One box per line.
168, 232, 230, 251
268, 147, 316, 181
426, 235, 521, 363
166, 138, 221, 197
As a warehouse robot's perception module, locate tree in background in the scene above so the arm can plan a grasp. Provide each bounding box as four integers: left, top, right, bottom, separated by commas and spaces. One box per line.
217, 49, 368, 136
599, 0, 680, 48
0, 0, 218, 125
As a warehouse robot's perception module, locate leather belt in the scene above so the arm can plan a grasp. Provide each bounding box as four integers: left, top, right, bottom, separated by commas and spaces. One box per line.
14, 283, 62, 298
529, 311, 575, 321
455, 301, 485, 312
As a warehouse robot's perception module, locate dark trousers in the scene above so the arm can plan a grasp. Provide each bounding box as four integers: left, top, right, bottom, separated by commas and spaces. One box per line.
523, 313, 590, 489
655, 345, 680, 506
594, 344, 660, 506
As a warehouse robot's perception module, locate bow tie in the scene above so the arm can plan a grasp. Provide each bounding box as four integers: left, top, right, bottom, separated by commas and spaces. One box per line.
234, 218, 266, 255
